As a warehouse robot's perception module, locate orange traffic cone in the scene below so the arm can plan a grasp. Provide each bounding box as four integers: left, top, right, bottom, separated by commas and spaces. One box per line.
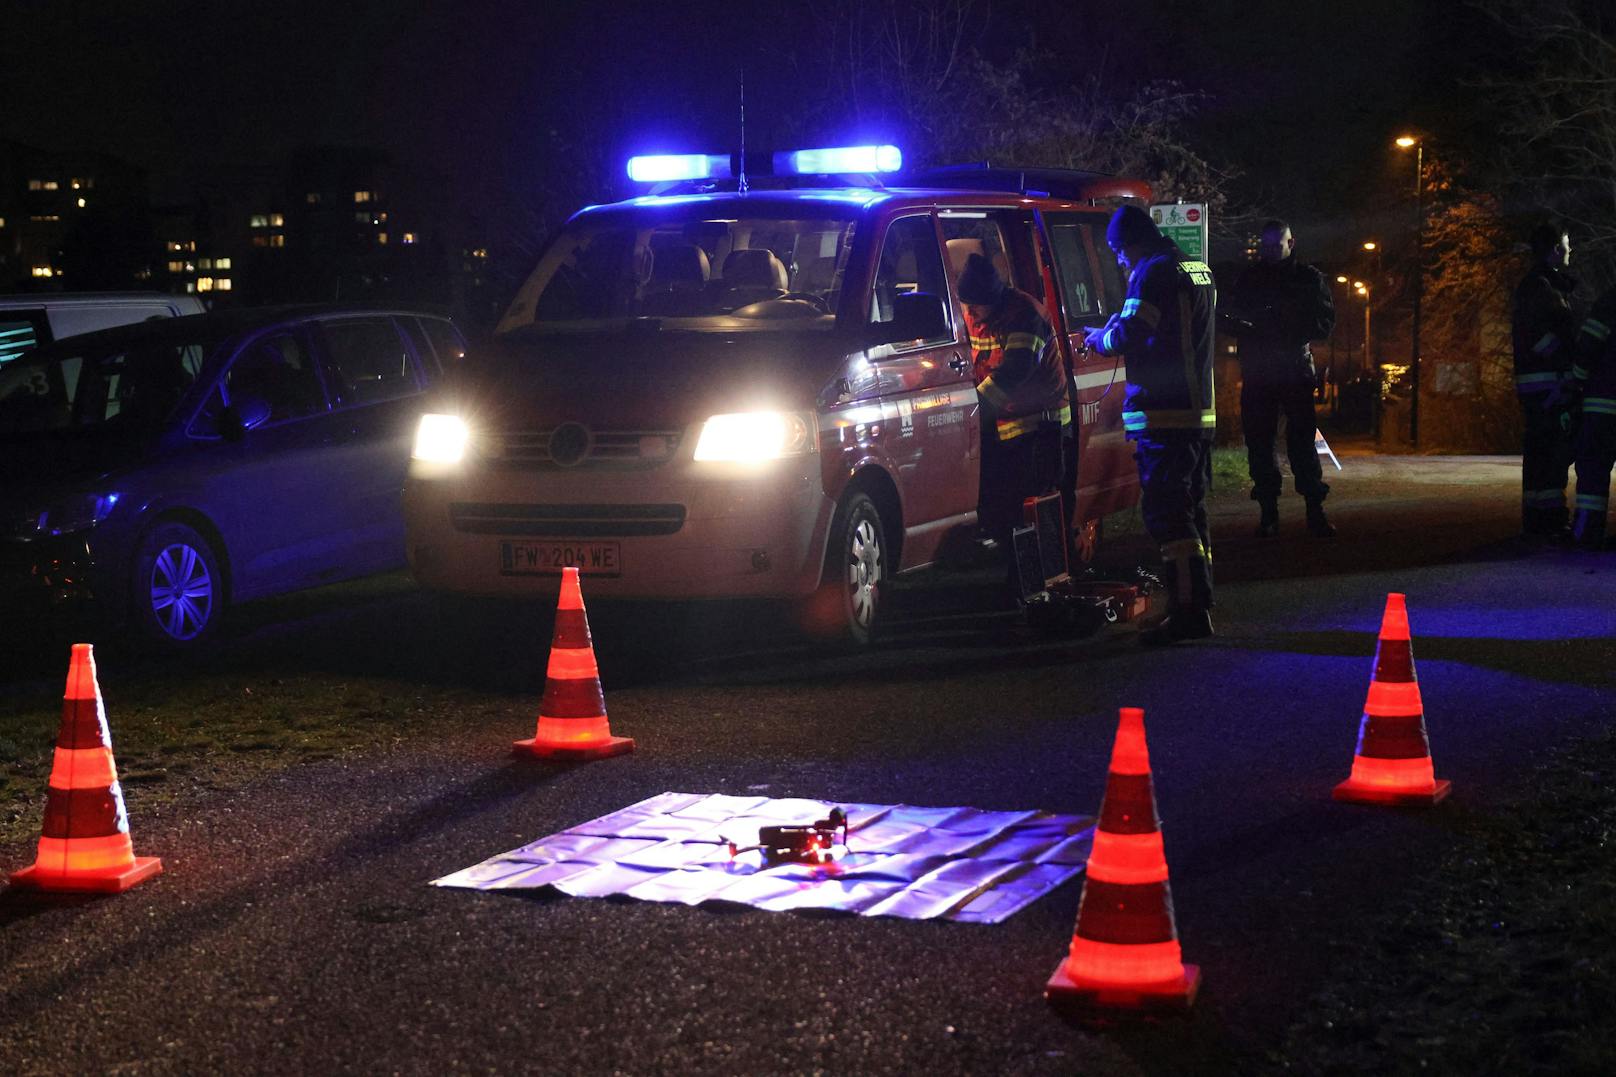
1333, 593, 1450, 806
1047, 707, 1199, 1014
11, 644, 162, 893
513, 567, 635, 761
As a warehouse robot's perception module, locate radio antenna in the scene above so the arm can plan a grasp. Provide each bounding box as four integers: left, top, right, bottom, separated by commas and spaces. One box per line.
738, 66, 748, 194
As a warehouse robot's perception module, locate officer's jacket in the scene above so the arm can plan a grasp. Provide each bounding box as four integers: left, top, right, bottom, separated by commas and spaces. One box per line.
1573, 288, 1616, 412
1094, 240, 1217, 437
1512, 264, 1579, 397
1223, 256, 1334, 385
966, 287, 1070, 441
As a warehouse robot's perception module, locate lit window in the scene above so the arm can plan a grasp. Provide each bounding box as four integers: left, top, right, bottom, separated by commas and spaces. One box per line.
402, 232, 416, 244
269, 213, 285, 227
472, 248, 488, 259
27, 179, 43, 190
377, 232, 388, 245
197, 277, 215, 292
250, 214, 269, 228
307, 192, 321, 204
378, 211, 387, 222
185, 240, 196, 251
199, 258, 212, 270
76, 197, 87, 208
32, 265, 55, 278
168, 241, 184, 252
186, 282, 196, 293
0, 217, 6, 228
354, 190, 373, 203
30, 214, 61, 222
135, 268, 152, 281
252, 236, 268, 248
71, 179, 81, 189
168, 260, 185, 273
215, 257, 231, 270
216, 278, 232, 291
269, 234, 284, 248
185, 262, 196, 273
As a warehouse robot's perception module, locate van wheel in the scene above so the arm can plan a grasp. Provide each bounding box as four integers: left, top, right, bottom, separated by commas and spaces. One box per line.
802, 492, 886, 647
132, 522, 225, 650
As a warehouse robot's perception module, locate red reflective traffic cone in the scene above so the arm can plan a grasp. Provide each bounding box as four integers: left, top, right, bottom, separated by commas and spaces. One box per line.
11, 644, 162, 893
1333, 593, 1451, 806
513, 567, 635, 761
1047, 707, 1198, 1014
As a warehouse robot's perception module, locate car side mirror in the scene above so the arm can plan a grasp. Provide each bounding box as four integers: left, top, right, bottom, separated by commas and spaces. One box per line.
219, 396, 272, 441
871, 292, 951, 347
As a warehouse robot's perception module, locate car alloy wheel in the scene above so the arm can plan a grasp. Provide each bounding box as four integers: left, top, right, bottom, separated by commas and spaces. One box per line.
149, 541, 214, 640
133, 521, 225, 649
847, 514, 882, 632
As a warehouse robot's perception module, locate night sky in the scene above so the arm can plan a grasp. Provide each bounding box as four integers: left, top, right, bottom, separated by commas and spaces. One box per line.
3, 0, 1495, 263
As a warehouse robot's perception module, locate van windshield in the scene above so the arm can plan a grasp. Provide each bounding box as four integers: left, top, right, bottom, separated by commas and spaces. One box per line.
0, 333, 217, 435
496, 214, 858, 334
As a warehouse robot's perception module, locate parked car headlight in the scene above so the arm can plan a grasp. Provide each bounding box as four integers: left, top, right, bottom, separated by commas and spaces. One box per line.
22, 493, 120, 537
693, 411, 817, 462
412, 413, 470, 463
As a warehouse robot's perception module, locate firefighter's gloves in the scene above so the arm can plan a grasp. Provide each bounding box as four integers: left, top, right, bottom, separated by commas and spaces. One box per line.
1082, 317, 1116, 354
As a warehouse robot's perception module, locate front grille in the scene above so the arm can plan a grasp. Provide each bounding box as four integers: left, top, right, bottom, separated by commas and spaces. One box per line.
473, 428, 682, 470
449, 502, 686, 537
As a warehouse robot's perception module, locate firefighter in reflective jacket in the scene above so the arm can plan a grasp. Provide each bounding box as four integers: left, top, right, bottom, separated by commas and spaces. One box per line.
1570, 285, 1616, 548
958, 253, 1070, 600
1084, 205, 1217, 644
1510, 222, 1580, 539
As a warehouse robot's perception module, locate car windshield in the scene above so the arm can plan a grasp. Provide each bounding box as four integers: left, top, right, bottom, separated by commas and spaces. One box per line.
0, 332, 217, 435
496, 212, 859, 334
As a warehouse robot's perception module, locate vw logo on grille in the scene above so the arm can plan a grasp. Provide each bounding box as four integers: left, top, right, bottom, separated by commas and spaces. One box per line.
548, 422, 592, 467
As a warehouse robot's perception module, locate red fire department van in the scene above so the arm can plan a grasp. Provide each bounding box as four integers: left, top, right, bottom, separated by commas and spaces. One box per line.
404, 147, 1147, 644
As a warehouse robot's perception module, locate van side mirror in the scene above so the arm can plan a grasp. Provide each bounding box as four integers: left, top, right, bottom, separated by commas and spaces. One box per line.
871, 292, 951, 347
219, 396, 272, 441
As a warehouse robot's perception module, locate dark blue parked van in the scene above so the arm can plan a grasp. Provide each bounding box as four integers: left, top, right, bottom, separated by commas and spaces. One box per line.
0, 306, 465, 650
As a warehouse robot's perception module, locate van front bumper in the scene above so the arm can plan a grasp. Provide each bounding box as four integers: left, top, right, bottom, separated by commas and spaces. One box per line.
403, 459, 836, 601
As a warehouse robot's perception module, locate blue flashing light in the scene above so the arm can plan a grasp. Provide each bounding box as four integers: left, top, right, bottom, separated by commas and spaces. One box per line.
626, 154, 732, 183
779, 145, 902, 175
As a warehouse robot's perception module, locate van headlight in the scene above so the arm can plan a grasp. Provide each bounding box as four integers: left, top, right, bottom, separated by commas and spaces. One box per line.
693, 411, 817, 462
412, 413, 470, 463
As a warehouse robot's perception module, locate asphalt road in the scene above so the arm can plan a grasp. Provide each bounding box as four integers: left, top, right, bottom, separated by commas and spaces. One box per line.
3, 453, 1613, 1075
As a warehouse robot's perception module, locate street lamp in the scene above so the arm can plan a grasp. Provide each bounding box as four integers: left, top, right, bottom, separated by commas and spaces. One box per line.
1396, 134, 1424, 447
1353, 280, 1371, 376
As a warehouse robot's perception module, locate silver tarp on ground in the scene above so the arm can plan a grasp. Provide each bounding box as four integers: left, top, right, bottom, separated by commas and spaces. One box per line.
433, 792, 1095, 923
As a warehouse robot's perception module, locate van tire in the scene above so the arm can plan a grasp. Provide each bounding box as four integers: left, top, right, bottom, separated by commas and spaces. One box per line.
131, 521, 226, 651
802, 492, 886, 647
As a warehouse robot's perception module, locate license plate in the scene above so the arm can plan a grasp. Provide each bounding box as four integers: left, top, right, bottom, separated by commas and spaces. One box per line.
499, 541, 622, 576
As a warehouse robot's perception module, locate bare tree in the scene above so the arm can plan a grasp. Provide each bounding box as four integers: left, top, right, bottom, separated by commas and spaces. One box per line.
1475, 0, 1616, 288
797, 0, 1232, 214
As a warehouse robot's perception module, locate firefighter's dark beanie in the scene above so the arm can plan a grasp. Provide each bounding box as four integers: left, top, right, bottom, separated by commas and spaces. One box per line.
1107, 204, 1160, 250
956, 252, 1007, 305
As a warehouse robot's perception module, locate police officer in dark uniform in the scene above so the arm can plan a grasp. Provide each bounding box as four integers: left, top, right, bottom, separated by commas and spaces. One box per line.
1570, 286, 1616, 547
1084, 205, 1217, 644
1221, 220, 1337, 537
1510, 221, 1580, 540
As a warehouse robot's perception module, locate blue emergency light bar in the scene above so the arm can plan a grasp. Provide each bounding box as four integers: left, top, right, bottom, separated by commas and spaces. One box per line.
776, 144, 903, 175
626, 145, 904, 184
625, 154, 733, 183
